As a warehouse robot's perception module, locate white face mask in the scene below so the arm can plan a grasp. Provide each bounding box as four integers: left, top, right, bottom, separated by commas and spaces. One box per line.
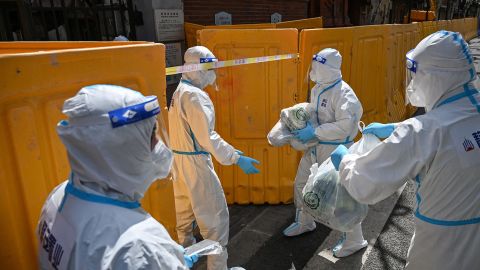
206, 70, 216, 85
205, 70, 219, 91
406, 79, 426, 107
148, 140, 173, 182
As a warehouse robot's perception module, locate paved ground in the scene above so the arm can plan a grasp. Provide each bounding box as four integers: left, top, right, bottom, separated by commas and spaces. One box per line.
191, 182, 413, 270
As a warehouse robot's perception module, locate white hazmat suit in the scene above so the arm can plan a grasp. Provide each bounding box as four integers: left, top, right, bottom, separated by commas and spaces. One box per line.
37, 85, 187, 270
168, 46, 258, 270
338, 31, 480, 269
283, 48, 366, 257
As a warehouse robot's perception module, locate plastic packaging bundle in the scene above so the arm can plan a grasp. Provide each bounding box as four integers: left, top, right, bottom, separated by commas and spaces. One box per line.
280, 103, 310, 131
267, 103, 317, 151
302, 133, 381, 232
184, 239, 223, 257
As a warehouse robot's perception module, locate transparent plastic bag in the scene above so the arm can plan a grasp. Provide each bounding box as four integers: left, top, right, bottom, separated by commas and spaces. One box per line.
302, 131, 381, 232
184, 239, 223, 257
267, 120, 317, 151
280, 102, 311, 131
267, 103, 318, 151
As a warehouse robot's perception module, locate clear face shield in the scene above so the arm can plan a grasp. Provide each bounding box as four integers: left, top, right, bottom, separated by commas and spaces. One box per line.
306, 54, 327, 91
200, 57, 219, 91
405, 51, 418, 105
108, 96, 173, 181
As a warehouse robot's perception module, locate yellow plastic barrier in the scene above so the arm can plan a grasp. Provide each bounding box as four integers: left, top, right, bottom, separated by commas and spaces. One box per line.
0, 42, 175, 269
197, 29, 299, 204
185, 17, 323, 49
464, 17, 478, 41
0, 41, 143, 54
300, 25, 406, 124
184, 22, 205, 47
298, 27, 354, 102
386, 24, 422, 122
421, 20, 437, 38
438, 20, 448, 31
275, 17, 323, 30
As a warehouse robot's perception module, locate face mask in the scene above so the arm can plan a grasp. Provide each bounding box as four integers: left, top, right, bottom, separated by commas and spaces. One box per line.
309, 68, 318, 83
206, 70, 216, 85
406, 79, 426, 107
148, 141, 173, 182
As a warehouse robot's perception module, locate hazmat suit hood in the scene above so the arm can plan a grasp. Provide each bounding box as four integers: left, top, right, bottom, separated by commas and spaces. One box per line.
182, 46, 218, 90
57, 85, 173, 201
406, 30, 478, 111
309, 48, 343, 86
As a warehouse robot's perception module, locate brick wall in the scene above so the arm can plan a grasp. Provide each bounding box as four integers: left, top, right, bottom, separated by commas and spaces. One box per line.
183, 0, 309, 25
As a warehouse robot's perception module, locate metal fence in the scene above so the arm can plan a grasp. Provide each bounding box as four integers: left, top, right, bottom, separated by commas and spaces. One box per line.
22, 0, 136, 41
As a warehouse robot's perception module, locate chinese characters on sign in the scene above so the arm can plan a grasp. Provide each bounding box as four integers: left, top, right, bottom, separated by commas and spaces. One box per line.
154, 9, 184, 42
215, 12, 232, 25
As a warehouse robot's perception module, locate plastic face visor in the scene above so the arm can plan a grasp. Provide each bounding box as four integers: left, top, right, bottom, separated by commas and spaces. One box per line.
406, 57, 417, 83
405, 50, 417, 105
108, 96, 160, 128
199, 57, 218, 64
312, 54, 327, 64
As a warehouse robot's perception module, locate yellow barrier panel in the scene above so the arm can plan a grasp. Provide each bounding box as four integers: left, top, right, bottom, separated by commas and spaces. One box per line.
386, 24, 422, 122
421, 20, 436, 38
298, 27, 354, 103
0, 42, 175, 269
300, 23, 424, 123
185, 17, 323, 51
276, 17, 323, 30
349, 25, 392, 124
184, 22, 205, 48
197, 29, 299, 204
464, 17, 478, 41
438, 20, 448, 31
0, 41, 143, 55
205, 23, 274, 29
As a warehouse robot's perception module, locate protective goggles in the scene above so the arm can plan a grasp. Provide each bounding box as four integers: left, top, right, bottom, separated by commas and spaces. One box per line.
199, 57, 218, 63
108, 96, 160, 128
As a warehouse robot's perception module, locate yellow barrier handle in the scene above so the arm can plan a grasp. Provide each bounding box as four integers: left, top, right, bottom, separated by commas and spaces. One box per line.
166, 53, 299, 76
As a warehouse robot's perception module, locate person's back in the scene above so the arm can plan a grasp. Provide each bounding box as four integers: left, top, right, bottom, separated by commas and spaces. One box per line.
39, 182, 186, 269
37, 85, 187, 270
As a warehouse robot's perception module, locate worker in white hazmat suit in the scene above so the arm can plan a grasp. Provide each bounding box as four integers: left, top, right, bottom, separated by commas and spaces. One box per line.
284, 48, 367, 257
168, 46, 260, 270
331, 31, 480, 269
37, 85, 192, 269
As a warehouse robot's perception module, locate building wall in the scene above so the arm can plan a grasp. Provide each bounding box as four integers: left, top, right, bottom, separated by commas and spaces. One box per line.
184, 0, 309, 25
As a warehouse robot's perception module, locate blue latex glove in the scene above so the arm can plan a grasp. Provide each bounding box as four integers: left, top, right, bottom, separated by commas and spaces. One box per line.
331, 145, 348, 171
363, 123, 395, 139
184, 254, 199, 268
236, 155, 260, 174
292, 122, 316, 143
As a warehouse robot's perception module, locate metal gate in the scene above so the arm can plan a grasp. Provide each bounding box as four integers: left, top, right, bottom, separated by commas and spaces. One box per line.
24, 0, 136, 41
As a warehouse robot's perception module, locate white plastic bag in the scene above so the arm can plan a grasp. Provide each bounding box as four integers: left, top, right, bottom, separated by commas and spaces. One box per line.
184, 239, 223, 257
267, 120, 317, 151
280, 102, 311, 131
267, 103, 318, 151
302, 132, 381, 232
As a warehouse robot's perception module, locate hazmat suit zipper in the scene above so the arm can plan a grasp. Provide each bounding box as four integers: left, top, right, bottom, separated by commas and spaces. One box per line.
314, 79, 353, 145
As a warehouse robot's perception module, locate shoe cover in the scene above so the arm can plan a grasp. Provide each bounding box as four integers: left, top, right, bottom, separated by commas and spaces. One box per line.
332, 232, 368, 258
283, 221, 316, 237
333, 240, 368, 258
